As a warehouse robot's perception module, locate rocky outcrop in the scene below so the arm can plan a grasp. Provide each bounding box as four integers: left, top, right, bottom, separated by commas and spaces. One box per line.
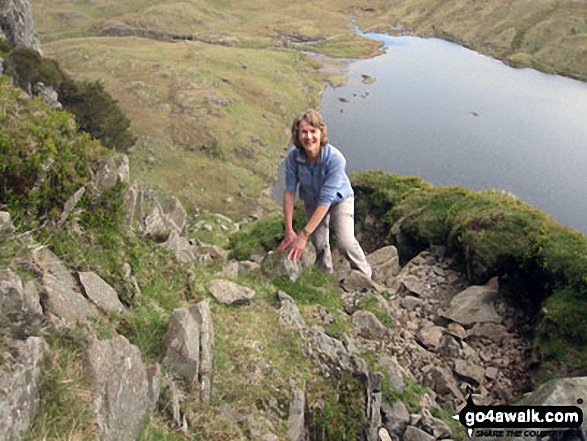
85, 335, 160, 441
33, 82, 62, 110
163, 308, 200, 383
0, 336, 47, 440
0, 0, 42, 53
76, 271, 126, 315
189, 300, 214, 403
32, 245, 100, 323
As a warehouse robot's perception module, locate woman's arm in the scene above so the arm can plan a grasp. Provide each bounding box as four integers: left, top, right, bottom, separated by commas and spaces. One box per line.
283, 204, 330, 263
279, 190, 297, 252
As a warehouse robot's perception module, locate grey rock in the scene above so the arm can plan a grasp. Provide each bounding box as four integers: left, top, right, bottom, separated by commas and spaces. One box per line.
518, 376, 587, 438
342, 269, 384, 293
447, 323, 467, 340
163, 308, 200, 383
421, 408, 452, 439
194, 243, 228, 262
277, 291, 307, 334
417, 321, 444, 351
124, 180, 141, 227
85, 335, 156, 441
0, 268, 42, 317
77, 271, 125, 314
453, 359, 485, 387
306, 325, 355, 373
32, 245, 99, 322
143, 199, 173, 242
401, 295, 424, 310
160, 380, 187, 431
423, 366, 465, 404
299, 241, 317, 270
0, 336, 47, 440
207, 279, 255, 305
218, 260, 240, 278
160, 196, 187, 237
367, 391, 383, 441
33, 82, 62, 109
442, 282, 501, 326
0, 211, 15, 239
467, 322, 509, 344
366, 245, 400, 286
189, 300, 214, 403
403, 425, 435, 441
379, 427, 393, 441
0, 0, 42, 53
56, 186, 85, 228
161, 231, 197, 264
262, 250, 302, 283
117, 153, 130, 183
287, 387, 305, 441
382, 399, 410, 437
146, 364, 162, 411
90, 156, 119, 196
378, 355, 405, 394
351, 310, 388, 340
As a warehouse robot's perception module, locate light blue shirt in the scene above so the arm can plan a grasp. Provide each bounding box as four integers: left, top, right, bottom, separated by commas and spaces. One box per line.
284, 144, 354, 207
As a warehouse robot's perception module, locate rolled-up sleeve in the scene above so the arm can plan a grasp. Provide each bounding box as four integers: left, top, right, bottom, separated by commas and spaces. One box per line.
318, 153, 346, 206
284, 148, 298, 193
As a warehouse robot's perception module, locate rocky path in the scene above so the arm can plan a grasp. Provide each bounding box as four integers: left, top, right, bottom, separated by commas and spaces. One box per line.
372, 248, 534, 410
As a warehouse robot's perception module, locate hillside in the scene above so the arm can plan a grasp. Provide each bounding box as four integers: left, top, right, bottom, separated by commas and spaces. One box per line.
2, 73, 587, 440
3, 1, 587, 440
29, 0, 587, 221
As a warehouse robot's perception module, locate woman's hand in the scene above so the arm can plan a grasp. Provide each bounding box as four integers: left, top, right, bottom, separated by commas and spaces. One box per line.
286, 234, 307, 263
279, 228, 297, 253
279, 229, 307, 263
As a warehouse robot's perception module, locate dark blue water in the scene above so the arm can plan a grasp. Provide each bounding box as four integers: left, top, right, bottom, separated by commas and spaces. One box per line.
279, 34, 587, 235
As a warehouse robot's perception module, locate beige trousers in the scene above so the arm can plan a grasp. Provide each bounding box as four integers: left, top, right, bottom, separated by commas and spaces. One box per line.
304, 197, 372, 278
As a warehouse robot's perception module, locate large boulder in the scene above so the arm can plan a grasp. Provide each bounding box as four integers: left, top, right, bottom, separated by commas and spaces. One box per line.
85, 335, 159, 441
32, 245, 99, 323
442, 280, 501, 326
189, 300, 214, 403
142, 195, 187, 242
162, 308, 200, 383
33, 82, 62, 110
90, 156, 119, 196
366, 245, 400, 286
0, 0, 42, 53
517, 377, 587, 440
0, 336, 47, 440
351, 310, 388, 340
207, 279, 255, 305
0, 268, 42, 318
76, 271, 125, 314
262, 250, 302, 283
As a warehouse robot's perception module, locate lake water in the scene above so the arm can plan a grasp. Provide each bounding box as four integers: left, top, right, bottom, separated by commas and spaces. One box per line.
274, 33, 587, 236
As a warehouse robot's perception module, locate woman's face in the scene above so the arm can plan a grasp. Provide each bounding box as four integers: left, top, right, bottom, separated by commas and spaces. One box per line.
298, 120, 321, 160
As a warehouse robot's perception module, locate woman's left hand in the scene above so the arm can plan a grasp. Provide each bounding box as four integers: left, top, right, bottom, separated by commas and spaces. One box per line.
287, 234, 307, 263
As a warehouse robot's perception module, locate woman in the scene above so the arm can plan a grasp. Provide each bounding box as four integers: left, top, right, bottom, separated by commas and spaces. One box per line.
278, 109, 373, 279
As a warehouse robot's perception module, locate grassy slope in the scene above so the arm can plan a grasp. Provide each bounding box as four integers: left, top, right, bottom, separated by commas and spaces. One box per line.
1, 76, 389, 439
31, 0, 587, 220
31, 0, 382, 220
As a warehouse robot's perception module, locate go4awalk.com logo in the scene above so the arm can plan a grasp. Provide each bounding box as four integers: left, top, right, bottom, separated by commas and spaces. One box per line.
453, 393, 584, 438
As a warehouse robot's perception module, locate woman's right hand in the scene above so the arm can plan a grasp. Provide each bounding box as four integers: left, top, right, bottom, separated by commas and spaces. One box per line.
279, 228, 297, 253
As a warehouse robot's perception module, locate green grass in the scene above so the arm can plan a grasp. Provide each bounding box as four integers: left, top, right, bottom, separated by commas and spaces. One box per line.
24, 327, 97, 440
